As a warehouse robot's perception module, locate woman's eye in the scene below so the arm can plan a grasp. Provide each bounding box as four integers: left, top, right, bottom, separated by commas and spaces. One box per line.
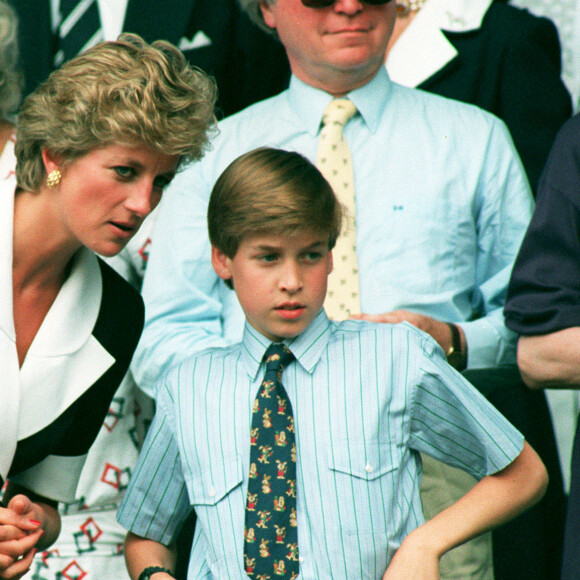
153, 175, 172, 190
114, 166, 135, 178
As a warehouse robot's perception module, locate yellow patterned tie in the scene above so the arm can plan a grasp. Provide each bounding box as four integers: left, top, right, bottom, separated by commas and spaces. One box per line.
317, 99, 359, 319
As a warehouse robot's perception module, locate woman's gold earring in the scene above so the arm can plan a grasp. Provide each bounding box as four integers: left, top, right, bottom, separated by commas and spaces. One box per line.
46, 169, 62, 188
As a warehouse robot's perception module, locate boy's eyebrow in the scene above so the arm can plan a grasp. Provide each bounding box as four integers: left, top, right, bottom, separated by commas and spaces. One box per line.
252, 240, 328, 252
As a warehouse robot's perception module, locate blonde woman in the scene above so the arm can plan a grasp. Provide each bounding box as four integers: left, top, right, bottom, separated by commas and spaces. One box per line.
1, 33, 215, 579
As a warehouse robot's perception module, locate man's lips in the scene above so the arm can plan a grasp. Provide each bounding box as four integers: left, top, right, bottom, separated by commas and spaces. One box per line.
327, 25, 370, 35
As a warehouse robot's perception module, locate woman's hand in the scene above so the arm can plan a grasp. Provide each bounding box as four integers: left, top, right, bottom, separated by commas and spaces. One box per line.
0, 495, 44, 579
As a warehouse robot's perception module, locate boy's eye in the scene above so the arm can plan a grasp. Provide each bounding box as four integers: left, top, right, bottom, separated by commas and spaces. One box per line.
260, 254, 278, 263
114, 166, 135, 178
303, 252, 322, 262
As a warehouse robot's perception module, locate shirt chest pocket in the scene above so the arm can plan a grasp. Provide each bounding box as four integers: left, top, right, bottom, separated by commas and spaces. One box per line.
187, 453, 245, 507
326, 440, 403, 534
328, 440, 400, 480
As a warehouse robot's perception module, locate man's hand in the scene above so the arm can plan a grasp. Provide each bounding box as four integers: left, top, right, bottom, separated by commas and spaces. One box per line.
351, 310, 454, 354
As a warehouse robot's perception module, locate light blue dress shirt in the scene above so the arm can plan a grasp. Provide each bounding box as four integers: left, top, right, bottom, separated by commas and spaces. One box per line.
133, 68, 534, 394
118, 312, 524, 579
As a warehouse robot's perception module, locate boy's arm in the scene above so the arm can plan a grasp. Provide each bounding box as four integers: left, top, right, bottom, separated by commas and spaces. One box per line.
383, 441, 547, 579
124, 532, 176, 580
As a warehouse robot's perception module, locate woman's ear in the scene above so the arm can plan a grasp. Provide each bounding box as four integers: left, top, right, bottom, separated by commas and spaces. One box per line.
41, 148, 62, 176
211, 246, 234, 283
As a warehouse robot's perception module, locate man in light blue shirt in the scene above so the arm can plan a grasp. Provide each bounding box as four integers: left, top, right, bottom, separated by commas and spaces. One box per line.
119, 147, 545, 580
131, 0, 534, 577
133, 3, 532, 393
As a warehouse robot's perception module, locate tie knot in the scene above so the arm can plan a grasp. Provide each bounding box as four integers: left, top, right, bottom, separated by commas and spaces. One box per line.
264, 343, 295, 373
321, 99, 357, 128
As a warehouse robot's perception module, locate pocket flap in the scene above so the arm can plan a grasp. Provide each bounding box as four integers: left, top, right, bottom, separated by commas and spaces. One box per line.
328, 441, 398, 481
189, 453, 244, 505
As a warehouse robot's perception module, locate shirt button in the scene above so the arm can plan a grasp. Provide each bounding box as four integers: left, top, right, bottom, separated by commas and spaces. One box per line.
209, 487, 216, 497
365, 464, 373, 473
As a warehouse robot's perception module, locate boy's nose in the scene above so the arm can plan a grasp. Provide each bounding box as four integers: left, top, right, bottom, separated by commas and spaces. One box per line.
280, 261, 303, 293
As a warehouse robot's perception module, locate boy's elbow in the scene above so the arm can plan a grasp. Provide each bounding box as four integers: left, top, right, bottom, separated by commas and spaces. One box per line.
531, 463, 549, 505
522, 444, 549, 507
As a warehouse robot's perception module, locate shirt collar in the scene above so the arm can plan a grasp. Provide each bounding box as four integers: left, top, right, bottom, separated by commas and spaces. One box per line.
240, 309, 333, 380
287, 67, 392, 137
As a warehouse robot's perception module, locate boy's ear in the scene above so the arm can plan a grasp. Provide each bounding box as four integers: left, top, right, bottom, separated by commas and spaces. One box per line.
211, 246, 233, 282
327, 250, 334, 274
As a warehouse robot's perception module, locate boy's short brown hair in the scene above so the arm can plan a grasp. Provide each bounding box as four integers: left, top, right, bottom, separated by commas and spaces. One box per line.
208, 147, 342, 259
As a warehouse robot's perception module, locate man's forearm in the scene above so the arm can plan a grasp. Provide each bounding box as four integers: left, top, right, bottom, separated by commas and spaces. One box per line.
518, 328, 580, 389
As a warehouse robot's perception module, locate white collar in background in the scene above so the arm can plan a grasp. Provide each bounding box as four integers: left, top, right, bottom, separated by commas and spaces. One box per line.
386, 0, 493, 88
52, 0, 129, 40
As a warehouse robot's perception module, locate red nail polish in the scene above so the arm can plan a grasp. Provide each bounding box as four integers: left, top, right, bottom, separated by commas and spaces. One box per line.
30, 519, 41, 525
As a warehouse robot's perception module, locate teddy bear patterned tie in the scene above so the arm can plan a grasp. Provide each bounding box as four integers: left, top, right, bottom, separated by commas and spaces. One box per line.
244, 343, 299, 579
317, 98, 359, 320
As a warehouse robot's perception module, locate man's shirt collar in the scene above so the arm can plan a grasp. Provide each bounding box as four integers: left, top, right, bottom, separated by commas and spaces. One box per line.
287, 67, 392, 137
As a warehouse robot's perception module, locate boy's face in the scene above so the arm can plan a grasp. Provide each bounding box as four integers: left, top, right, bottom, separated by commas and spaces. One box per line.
212, 230, 333, 342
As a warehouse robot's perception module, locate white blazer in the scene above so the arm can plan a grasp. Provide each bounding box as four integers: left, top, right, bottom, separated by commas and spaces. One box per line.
0, 140, 115, 501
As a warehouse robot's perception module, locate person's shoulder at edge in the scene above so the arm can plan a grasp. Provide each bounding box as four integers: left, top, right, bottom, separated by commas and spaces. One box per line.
536, 113, 580, 203
216, 87, 293, 134
485, 0, 562, 41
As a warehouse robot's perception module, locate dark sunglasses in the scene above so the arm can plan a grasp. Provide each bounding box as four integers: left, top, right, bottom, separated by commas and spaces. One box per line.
301, 0, 392, 8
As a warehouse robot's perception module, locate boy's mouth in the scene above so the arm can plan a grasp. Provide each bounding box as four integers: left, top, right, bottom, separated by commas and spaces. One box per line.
276, 303, 306, 319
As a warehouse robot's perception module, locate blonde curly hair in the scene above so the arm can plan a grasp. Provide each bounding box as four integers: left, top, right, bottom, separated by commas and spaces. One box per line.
16, 33, 217, 191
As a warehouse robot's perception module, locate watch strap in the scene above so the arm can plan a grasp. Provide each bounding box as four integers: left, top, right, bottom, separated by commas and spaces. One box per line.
445, 322, 466, 371
138, 566, 174, 580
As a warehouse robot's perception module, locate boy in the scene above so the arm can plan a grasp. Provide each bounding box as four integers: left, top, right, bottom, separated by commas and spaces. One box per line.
118, 148, 547, 580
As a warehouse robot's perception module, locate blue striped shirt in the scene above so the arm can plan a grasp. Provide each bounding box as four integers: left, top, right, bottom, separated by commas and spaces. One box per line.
118, 311, 523, 579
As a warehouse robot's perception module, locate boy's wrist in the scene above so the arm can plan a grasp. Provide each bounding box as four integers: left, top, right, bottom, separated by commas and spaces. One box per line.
137, 566, 175, 580
402, 524, 446, 561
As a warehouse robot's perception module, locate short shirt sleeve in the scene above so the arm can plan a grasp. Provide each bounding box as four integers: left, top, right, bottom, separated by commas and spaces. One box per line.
408, 336, 524, 479
117, 373, 191, 545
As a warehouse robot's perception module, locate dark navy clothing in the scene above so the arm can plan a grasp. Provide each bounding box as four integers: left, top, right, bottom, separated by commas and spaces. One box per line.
505, 113, 580, 580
